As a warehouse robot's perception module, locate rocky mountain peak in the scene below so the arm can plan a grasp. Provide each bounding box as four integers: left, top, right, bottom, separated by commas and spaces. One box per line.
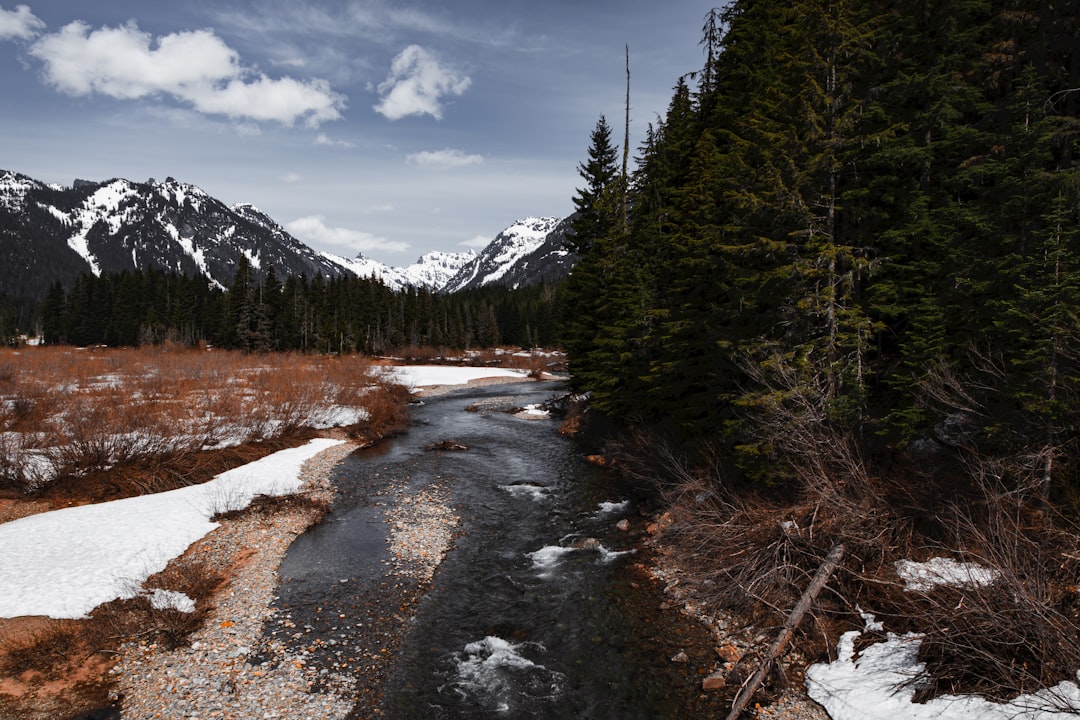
0, 169, 575, 301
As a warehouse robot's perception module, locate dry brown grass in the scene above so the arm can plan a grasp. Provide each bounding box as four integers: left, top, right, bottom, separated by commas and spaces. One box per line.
622, 424, 1080, 711
0, 346, 417, 718
0, 346, 395, 499
84, 556, 225, 652
891, 472, 1080, 707
0, 618, 85, 680
0, 555, 225, 693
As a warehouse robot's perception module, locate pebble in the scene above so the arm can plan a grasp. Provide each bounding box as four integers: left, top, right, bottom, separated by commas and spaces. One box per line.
648, 537, 830, 720
111, 442, 359, 720
383, 480, 460, 583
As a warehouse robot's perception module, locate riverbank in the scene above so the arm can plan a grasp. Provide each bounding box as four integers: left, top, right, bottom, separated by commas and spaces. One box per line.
3, 373, 824, 719
110, 374, 827, 720
106, 377, 524, 718
109, 440, 359, 720
0, 372, 535, 720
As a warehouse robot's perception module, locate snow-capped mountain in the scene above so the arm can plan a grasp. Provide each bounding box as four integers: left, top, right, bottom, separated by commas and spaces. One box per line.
480, 215, 577, 291
0, 170, 344, 295
0, 169, 575, 301
322, 249, 476, 292
443, 217, 563, 293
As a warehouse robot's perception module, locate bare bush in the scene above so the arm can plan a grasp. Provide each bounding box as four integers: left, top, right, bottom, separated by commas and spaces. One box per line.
88, 556, 224, 652
0, 618, 84, 679
211, 491, 331, 523
0, 346, 382, 498
632, 344, 1080, 711
349, 377, 413, 443
895, 469, 1080, 709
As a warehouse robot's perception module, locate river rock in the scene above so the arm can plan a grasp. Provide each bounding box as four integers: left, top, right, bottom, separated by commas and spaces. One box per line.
716, 644, 741, 663
702, 672, 726, 691
671, 650, 689, 663
424, 440, 468, 451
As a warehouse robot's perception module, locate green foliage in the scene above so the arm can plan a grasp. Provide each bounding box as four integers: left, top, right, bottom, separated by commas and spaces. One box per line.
31, 266, 561, 354
557, 1, 1080, 497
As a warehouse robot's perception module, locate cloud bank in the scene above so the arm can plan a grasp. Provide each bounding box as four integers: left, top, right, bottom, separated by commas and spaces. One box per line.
28, 20, 345, 126
0, 4, 43, 41
374, 44, 470, 120
286, 215, 409, 255
407, 148, 483, 168
315, 132, 355, 148
460, 235, 492, 249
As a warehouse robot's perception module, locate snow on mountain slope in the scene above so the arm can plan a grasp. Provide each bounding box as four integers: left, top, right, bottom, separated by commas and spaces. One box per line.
322, 249, 476, 292
0, 171, 346, 291
443, 217, 561, 293
0, 169, 573, 299
0, 171, 46, 211
400, 250, 477, 290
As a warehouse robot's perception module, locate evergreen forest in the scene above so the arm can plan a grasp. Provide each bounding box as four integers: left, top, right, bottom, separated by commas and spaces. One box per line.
561, 1, 1080, 500
24, 260, 559, 354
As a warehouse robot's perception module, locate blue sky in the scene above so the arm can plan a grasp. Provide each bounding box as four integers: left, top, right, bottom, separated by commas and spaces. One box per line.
0, 1, 710, 264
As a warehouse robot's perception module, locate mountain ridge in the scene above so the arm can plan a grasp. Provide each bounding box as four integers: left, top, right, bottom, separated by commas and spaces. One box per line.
0, 169, 575, 299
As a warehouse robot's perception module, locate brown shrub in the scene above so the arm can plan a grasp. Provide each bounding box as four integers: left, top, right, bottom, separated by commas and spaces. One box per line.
350, 378, 413, 443
211, 491, 331, 523
87, 556, 224, 652
891, 472, 1080, 707
0, 618, 84, 679
622, 419, 1080, 710
1, 346, 381, 500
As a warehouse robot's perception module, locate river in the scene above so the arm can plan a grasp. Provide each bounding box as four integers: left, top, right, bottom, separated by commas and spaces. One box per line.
264, 380, 724, 718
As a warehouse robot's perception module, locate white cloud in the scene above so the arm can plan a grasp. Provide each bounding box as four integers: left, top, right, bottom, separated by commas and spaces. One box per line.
460, 234, 491, 249
0, 4, 43, 41
374, 44, 470, 121
407, 148, 483, 169
28, 20, 345, 126
315, 132, 354, 148
286, 215, 409, 255
232, 121, 262, 137
278, 172, 302, 183
273, 56, 307, 69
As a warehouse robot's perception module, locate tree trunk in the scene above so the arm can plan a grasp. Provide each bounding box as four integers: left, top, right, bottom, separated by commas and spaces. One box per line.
726, 542, 845, 720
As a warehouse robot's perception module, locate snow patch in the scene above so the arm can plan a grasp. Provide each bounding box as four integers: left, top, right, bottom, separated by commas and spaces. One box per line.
147, 588, 196, 613
895, 557, 1000, 592
240, 247, 262, 270
0, 438, 343, 619
806, 629, 1080, 720
382, 365, 527, 388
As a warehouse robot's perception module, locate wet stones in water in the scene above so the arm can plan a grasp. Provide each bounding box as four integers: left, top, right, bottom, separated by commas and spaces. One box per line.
424, 439, 469, 452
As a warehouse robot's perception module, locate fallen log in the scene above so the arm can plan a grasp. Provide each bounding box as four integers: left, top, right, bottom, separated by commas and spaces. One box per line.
725, 541, 846, 720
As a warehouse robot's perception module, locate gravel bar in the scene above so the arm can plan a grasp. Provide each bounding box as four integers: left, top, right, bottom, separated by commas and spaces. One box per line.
111, 441, 359, 720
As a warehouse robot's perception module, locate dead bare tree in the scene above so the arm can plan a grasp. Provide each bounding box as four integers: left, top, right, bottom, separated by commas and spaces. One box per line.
727, 542, 845, 720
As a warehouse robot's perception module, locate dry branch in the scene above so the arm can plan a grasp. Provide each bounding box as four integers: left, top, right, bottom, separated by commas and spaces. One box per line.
726, 542, 845, 720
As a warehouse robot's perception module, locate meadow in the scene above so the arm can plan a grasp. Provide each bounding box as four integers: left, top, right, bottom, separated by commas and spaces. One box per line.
0, 344, 411, 505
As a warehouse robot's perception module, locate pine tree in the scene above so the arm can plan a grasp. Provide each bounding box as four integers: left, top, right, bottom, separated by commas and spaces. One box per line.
561, 115, 623, 396
567, 115, 621, 254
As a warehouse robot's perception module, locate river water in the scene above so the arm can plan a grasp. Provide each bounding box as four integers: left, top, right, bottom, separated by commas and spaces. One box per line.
268, 381, 718, 719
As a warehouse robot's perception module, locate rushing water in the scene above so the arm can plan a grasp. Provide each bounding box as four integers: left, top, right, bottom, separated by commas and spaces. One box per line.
271, 381, 710, 719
